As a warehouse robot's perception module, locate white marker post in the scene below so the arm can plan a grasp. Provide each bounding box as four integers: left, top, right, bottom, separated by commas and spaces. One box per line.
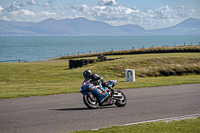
125, 69, 135, 82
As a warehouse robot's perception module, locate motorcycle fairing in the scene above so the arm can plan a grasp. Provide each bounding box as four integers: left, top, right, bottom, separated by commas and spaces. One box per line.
84, 91, 114, 106
107, 80, 117, 87
81, 79, 108, 102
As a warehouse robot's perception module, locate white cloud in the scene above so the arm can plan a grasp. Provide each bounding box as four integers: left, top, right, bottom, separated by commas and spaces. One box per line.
43, 0, 55, 6
38, 11, 56, 17
19, 2, 28, 6
36, 11, 56, 21
0, 1, 36, 22
19, 0, 38, 6
89, 5, 198, 29
29, 0, 37, 5
0, 1, 199, 29
20, 9, 35, 16
6, 9, 35, 21
99, 0, 118, 6
6, 2, 20, 11
0, 5, 4, 12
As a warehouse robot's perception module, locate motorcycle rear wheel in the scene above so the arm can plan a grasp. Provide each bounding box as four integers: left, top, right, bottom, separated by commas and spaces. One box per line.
115, 91, 127, 107
83, 94, 99, 109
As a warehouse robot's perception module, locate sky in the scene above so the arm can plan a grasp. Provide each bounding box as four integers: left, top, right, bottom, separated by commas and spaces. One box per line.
0, 0, 200, 29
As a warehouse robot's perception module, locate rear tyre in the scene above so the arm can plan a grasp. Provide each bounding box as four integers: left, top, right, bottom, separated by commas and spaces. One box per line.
83, 94, 99, 109
115, 91, 127, 107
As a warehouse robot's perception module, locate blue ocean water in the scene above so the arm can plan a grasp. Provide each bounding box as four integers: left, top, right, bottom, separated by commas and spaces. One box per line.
0, 36, 200, 62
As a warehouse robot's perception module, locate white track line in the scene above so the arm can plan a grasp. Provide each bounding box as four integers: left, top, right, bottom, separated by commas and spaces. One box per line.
92, 113, 200, 131
123, 113, 200, 126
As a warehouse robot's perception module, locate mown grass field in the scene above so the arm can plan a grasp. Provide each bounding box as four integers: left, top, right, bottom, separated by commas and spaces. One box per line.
0, 49, 200, 99
71, 117, 200, 133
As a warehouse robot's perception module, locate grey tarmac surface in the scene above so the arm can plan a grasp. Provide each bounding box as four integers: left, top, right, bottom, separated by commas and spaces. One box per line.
0, 84, 200, 133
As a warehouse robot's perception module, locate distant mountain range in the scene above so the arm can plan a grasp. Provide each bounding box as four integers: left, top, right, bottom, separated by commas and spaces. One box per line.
0, 17, 200, 36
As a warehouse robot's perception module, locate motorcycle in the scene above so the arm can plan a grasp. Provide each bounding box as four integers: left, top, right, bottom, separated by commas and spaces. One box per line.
81, 80, 127, 109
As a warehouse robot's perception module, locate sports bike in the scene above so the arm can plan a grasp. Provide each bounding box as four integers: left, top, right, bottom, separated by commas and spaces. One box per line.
81, 80, 127, 109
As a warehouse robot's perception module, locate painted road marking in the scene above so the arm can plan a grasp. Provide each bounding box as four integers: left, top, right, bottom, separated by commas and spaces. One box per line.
92, 113, 200, 131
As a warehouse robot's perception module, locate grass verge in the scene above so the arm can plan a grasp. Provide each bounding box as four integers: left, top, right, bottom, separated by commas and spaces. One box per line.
0, 52, 200, 99
71, 117, 200, 133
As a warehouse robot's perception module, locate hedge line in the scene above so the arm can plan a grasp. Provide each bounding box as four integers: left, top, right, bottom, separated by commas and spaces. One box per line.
54, 45, 200, 60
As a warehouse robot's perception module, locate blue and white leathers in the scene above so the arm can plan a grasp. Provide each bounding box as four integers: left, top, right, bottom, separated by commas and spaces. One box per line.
80, 78, 108, 103
107, 80, 117, 87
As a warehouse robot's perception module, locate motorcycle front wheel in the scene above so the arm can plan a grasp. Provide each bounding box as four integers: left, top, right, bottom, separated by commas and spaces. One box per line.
115, 91, 127, 107
83, 94, 99, 109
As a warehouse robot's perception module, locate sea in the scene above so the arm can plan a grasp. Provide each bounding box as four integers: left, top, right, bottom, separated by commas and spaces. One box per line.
0, 35, 200, 62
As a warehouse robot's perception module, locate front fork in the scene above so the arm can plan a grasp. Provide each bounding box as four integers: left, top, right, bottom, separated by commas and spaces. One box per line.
85, 92, 94, 100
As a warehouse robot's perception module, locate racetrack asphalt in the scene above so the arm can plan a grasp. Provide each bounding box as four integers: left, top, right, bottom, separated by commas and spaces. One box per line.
0, 84, 200, 133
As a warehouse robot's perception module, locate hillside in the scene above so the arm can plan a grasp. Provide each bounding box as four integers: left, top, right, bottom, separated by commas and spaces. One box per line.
0, 18, 200, 36
149, 18, 200, 35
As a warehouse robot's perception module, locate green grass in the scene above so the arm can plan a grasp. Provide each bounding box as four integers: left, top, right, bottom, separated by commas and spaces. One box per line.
88, 53, 200, 77
0, 52, 200, 99
52, 45, 200, 60
71, 117, 200, 133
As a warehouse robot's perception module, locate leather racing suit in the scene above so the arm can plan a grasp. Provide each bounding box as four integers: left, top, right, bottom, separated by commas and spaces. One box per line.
80, 74, 110, 103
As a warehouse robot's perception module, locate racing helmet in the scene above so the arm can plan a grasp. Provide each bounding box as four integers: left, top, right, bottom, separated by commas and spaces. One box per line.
83, 70, 92, 78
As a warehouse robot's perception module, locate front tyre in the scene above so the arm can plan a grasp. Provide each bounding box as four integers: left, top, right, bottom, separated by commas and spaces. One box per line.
115, 91, 127, 107
83, 94, 99, 109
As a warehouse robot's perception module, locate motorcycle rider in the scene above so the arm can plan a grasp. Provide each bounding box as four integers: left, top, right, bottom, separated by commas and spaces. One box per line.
80, 70, 113, 103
